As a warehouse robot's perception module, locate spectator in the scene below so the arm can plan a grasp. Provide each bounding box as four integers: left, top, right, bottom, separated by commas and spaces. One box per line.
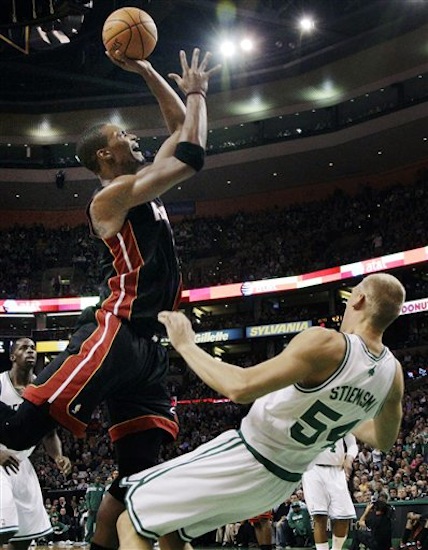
84, 475, 104, 543
350, 500, 393, 550
288, 502, 313, 548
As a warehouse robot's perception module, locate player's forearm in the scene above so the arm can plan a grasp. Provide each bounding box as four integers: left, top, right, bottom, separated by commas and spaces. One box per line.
42, 430, 63, 461
139, 64, 186, 133
344, 433, 359, 459
178, 94, 207, 147
352, 417, 399, 452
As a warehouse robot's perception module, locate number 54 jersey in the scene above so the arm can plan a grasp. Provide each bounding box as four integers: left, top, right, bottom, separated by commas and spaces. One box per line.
239, 332, 396, 478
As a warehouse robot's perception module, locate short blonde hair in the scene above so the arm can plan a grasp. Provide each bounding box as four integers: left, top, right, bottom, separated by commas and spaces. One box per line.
360, 273, 405, 331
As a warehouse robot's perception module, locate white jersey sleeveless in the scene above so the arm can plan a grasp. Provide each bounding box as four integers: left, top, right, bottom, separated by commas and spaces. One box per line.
240, 332, 396, 479
312, 433, 359, 467
0, 371, 35, 460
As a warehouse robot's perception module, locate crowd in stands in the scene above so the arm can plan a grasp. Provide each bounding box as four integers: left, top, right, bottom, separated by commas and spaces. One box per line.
0, 173, 427, 300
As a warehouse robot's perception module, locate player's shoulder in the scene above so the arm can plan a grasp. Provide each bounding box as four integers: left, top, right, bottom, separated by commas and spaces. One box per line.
291, 327, 345, 366
0, 370, 9, 389
298, 326, 343, 345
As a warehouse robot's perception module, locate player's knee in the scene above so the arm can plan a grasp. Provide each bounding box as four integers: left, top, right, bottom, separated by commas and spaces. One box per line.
313, 515, 328, 527
159, 532, 189, 550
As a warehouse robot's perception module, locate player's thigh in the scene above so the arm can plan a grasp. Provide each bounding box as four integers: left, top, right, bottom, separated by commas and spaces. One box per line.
0, 469, 18, 538
302, 467, 329, 515
9, 461, 51, 541
125, 430, 296, 541
326, 468, 356, 519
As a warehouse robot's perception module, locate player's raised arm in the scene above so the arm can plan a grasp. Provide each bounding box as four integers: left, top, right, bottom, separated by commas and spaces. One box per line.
106, 51, 186, 142
158, 311, 344, 403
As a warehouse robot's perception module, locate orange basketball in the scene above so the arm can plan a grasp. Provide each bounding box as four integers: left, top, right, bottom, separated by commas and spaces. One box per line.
102, 7, 158, 60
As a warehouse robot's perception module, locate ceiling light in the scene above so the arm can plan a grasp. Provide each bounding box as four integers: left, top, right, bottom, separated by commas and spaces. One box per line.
52, 30, 70, 44
36, 26, 51, 44
220, 40, 236, 57
299, 17, 315, 33
240, 38, 253, 52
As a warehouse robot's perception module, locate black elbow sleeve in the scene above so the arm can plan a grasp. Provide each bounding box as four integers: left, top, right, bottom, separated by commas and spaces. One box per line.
174, 141, 205, 172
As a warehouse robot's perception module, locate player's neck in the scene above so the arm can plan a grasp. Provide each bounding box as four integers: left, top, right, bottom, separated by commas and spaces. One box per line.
9, 365, 33, 388
352, 326, 384, 356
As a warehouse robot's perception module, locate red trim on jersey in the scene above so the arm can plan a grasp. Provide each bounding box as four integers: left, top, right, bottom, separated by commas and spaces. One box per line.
172, 275, 183, 311
24, 309, 121, 438
101, 221, 144, 319
108, 414, 179, 443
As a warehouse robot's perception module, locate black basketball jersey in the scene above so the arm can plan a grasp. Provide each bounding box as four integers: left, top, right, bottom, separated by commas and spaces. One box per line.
88, 197, 182, 334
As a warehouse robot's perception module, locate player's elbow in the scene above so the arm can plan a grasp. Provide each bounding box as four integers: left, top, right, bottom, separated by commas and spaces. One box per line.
229, 391, 253, 405
378, 440, 395, 454
228, 378, 258, 404
377, 426, 401, 453
174, 142, 205, 172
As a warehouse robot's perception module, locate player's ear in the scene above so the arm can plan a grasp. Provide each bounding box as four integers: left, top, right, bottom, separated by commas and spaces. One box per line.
97, 148, 112, 163
352, 290, 365, 310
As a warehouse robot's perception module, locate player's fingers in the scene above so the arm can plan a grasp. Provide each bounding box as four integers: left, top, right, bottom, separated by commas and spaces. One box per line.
107, 49, 123, 61
168, 73, 182, 86
158, 311, 171, 324
199, 51, 212, 71
191, 48, 200, 70
207, 63, 222, 76
179, 50, 189, 72
63, 458, 72, 474
5, 461, 19, 474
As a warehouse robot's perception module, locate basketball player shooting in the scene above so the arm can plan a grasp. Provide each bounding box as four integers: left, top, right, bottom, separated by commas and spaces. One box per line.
0, 47, 221, 550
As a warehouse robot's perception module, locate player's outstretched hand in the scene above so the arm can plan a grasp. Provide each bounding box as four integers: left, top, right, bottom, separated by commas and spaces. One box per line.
106, 49, 152, 74
158, 311, 195, 352
168, 48, 221, 97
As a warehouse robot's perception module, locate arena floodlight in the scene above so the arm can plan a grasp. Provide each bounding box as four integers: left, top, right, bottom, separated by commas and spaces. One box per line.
220, 40, 236, 57
36, 25, 51, 44
299, 16, 315, 33
240, 38, 253, 52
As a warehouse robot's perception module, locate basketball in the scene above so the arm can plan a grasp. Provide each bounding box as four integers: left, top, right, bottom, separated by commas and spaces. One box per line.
102, 7, 158, 60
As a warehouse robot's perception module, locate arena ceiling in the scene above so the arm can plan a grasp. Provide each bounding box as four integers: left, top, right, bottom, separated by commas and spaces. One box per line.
1, 0, 427, 110
0, 0, 428, 209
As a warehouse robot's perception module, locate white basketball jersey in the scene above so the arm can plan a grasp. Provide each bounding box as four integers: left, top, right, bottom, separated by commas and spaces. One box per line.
0, 371, 35, 460
313, 433, 359, 467
240, 332, 396, 477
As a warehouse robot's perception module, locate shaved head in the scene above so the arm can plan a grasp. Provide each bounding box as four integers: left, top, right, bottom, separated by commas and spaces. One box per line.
359, 273, 405, 331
